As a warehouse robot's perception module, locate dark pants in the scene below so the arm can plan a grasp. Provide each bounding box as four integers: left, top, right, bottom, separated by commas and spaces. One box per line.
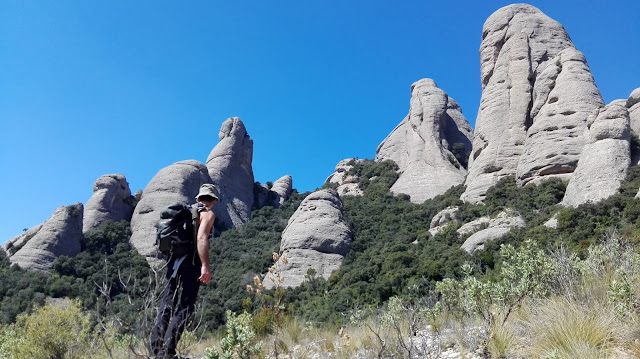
150, 260, 200, 357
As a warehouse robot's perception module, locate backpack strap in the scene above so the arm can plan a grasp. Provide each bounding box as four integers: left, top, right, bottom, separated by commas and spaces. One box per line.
191, 204, 200, 242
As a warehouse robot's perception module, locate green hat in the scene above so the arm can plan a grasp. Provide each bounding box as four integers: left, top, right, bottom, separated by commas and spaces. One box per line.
196, 184, 219, 200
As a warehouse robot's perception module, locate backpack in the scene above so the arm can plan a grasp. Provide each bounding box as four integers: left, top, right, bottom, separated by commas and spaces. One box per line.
156, 203, 199, 260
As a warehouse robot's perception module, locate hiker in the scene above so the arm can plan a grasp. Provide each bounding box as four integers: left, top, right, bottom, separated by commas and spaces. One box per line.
150, 184, 218, 359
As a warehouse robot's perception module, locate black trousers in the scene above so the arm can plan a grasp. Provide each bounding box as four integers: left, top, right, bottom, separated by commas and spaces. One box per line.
150, 260, 200, 357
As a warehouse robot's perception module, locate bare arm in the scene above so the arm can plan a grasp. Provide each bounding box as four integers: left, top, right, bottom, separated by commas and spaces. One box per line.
197, 210, 214, 284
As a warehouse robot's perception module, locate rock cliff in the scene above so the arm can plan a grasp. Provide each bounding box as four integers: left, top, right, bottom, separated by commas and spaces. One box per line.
462, 4, 602, 203
562, 101, 631, 207
265, 190, 352, 289
130, 160, 212, 260
6, 203, 84, 272
255, 175, 293, 209
376, 79, 473, 203
83, 174, 135, 232
206, 117, 255, 228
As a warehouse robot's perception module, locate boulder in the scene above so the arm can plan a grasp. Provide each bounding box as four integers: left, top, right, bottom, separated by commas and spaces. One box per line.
627, 87, 640, 136
462, 4, 578, 203
265, 190, 352, 289
562, 102, 631, 207
325, 159, 364, 197
254, 175, 293, 209
130, 160, 212, 260
8, 203, 84, 272
206, 117, 255, 228
83, 174, 135, 232
376, 79, 473, 203
428, 207, 460, 236
460, 210, 525, 253
517, 48, 604, 185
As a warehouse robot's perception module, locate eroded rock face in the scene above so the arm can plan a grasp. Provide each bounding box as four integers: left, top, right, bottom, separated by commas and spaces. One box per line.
460, 210, 525, 253
325, 159, 364, 197
376, 79, 473, 203
627, 88, 640, 136
265, 190, 352, 289
462, 4, 594, 203
130, 160, 212, 260
206, 117, 255, 228
517, 48, 604, 185
562, 102, 631, 207
8, 203, 83, 272
83, 174, 135, 232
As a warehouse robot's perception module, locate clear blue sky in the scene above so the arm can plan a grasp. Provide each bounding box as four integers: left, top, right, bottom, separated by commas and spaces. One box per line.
1, 1, 639, 244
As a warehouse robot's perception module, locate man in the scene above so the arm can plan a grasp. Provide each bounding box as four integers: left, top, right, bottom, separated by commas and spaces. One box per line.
150, 184, 218, 359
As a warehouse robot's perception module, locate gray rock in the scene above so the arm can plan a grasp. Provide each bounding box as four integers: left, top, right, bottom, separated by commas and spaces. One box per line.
562, 102, 631, 207
460, 210, 526, 253
457, 216, 491, 237
517, 48, 604, 185
325, 159, 364, 197
265, 190, 352, 288
544, 213, 559, 229
376, 79, 473, 203
130, 160, 212, 260
2, 224, 44, 255
254, 175, 293, 209
627, 87, 640, 137
462, 4, 576, 203
271, 175, 293, 207
8, 203, 84, 272
206, 117, 255, 228
83, 174, 135, 232
428, 207, 460, 236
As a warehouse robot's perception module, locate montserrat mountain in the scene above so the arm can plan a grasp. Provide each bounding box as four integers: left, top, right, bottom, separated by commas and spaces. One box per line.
3, 4, 639, 277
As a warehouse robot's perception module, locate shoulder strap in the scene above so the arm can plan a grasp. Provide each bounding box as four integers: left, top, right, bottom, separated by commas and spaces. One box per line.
191, 204, 200, 241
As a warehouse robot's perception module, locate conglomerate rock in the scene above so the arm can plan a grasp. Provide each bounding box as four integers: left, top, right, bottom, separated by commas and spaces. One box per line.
376, 79, 473, 203
462, 4, 602, 203
83, 174, 135, 232
265, 190, 352, 289
130, 160, 212, 260
8, 203, 84, 272
562, 102, 631, 207
206, 117, 255, 228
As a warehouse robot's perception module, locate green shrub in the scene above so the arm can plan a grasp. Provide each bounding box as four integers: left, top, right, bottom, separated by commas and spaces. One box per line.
205, 310, 262, 359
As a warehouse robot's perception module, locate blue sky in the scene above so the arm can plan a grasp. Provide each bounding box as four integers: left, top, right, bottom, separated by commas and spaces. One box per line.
1, 1, 639, 244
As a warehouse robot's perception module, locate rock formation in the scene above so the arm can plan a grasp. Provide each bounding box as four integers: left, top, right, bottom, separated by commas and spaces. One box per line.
130, 160, 212, 260
83, 174, 135, 232
376, 79, 473, 203
265, 190, 352, 289
206, 117, 255, 228
325, 159, 364, 197
627, 87, 640, 136
462, 4, 602, 203
460, 210, 525, 253
516, 48, 604, 185
562, 102, 631, 207
255, 175, 294, 209
428, 207, 460, 236
6, 203, 84, 272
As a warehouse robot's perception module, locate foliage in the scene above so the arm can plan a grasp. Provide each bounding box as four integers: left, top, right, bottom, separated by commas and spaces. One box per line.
0, 300, 93, 359
205, 310, 262, 359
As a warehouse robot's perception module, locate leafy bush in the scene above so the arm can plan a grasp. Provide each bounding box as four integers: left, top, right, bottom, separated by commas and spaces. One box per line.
205, 310, 262, 359
0, 300, 93, 359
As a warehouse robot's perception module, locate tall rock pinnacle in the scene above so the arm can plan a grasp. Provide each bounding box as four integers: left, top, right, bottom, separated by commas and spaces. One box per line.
462, 4, 603, 203
376, 79, 473, 203
206, 117, 255, 228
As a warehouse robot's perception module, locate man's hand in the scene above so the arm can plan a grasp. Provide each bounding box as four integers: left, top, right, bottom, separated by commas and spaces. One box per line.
199, 266, 212, 284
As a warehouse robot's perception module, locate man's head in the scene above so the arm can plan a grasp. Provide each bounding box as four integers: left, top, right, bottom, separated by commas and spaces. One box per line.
196, 184, 219, 207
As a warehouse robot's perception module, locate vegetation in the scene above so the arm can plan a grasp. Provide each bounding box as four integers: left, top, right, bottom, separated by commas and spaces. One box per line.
2, 159, 640, 357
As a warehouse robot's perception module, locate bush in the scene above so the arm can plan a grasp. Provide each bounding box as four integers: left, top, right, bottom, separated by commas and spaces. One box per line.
1, 300, 93, 359
205, 310, 262, 359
